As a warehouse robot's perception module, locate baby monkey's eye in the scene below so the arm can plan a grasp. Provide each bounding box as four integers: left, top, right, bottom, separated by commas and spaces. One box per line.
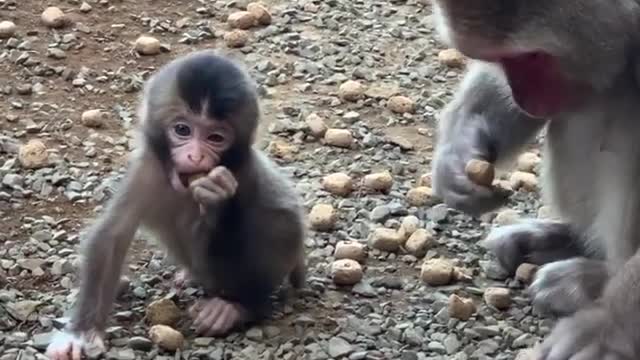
208, 133, 226, 143
174, 123, 192, 137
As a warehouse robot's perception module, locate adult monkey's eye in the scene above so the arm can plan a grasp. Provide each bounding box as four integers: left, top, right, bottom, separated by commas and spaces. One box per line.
173, 123, 191, 137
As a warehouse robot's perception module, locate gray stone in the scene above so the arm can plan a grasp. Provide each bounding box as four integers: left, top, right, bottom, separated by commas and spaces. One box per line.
479, 260, 509, 281
32, 331, 56, 350
128, 336, 153, 351
370, 205, 391, 222
444, 334, 461, 354
427, 204, 449, 222
352, 282, 377, 298
327, 336, 354, 358
246, 327, 264, 341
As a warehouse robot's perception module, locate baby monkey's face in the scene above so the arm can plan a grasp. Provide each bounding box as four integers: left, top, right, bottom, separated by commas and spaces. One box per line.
166, 114, 234, 193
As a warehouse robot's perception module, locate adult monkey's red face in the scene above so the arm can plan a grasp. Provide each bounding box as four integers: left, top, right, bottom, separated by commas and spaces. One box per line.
431, 0, 637, 119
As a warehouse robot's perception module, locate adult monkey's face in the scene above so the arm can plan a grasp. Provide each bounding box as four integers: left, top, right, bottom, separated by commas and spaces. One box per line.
431, 0, 638, 119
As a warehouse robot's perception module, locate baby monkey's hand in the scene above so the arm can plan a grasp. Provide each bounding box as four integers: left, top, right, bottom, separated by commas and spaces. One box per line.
189, 166, 238, 208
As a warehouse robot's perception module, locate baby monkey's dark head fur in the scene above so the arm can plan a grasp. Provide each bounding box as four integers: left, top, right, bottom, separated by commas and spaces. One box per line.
138, 50, 260, 192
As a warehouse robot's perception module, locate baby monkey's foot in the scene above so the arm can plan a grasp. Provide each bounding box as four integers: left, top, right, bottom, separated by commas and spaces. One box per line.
45, 329, 105, 360
173, 269, 193, 289
189, 297, 248, 337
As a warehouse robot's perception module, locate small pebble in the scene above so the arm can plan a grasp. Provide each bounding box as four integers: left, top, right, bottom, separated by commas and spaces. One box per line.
245, 327, 264, 341
369, 227, 404, 252
363, 171, 393, 192
0, 21, 16, 38
369, 205, 390, 222
148, 325, 184, 351
515, 263, 538, 284
438, 48, 466, 68
322, 173, 353, 197
306, 113, 328, 138
80, 2, 93, 12
400, 215, 420, 237
135, 35, 162, 55
247, 2, 272, 25
309, 204, 337, 231
328, 336, 354, 358
334, 241, 367, 262
228, 11, 256, 29
448, 294, 476, 320
81, 109, 106, 128
406, 186, 435, 206
387, 135, 413, 150
42, 7, 69, 28
510, 171, 538, 191
224, 29, 249, 47
128, 337, 153, 351
339, 80, 365, 102
465, 159, 494, 187
146, 298, 181, 327
517, 152, 541, 173
484, 287, 512, 310
404, 229, 433, 258
267, 139, 297, 161
421, 258, 454, 286
19, 140, 49, 169
303, 2, 319, 12
418, 173, 432, 187
387, 95, 415, 114
324, 129, 354, 148
331, 259, 363, 285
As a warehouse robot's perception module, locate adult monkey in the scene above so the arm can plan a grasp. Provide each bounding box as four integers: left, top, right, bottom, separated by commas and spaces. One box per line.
45, 50, 307, 360
429, 0, 640, 359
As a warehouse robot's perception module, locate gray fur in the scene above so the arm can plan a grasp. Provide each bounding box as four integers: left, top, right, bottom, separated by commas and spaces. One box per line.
482, 219, 585, 273
45, 52, 306, 360
431, 1, 640, 358
529, 258, 609, 317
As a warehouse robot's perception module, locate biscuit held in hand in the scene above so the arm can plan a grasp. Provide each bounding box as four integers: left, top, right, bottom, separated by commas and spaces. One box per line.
187, 172, 207, 185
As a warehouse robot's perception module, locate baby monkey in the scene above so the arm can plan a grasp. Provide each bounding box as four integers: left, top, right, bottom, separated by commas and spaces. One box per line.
45, 50, 307, 360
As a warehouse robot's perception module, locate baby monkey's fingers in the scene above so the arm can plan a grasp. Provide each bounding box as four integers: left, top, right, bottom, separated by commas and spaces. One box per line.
190, 297, 248, 337
190, 170, 237, 208
207, 166, 238, 197
192, 184, 226, 205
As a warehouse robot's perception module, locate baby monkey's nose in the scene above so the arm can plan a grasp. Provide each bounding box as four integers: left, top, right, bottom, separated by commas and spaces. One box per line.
188, 153, 205, 164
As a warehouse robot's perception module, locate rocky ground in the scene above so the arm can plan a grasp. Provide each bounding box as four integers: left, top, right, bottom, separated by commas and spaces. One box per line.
0, 0, 553, 359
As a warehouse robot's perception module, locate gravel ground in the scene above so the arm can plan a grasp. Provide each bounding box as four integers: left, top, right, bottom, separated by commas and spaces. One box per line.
0, 0, 552, 359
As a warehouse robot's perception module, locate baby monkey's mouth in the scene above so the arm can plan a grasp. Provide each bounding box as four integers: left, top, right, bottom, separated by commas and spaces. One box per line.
178, 172, 207, 188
